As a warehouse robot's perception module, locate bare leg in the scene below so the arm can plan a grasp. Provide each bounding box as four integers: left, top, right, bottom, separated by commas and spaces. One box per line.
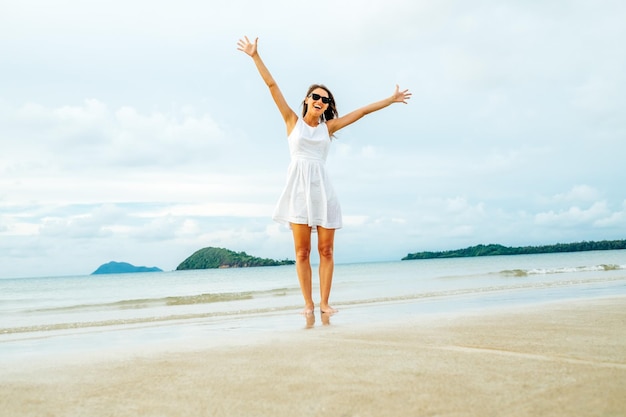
317, 226, 337, 314
291, 223, 314, 314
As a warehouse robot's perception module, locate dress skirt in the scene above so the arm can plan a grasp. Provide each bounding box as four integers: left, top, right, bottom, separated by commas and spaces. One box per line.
272, 157, 342, 231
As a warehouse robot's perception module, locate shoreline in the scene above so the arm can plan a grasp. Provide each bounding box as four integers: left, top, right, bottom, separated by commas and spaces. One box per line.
1, 295, 625, 416
2, 281, 622, 367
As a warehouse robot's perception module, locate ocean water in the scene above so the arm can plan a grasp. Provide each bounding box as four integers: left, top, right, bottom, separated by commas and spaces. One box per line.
1, 250, 625, 362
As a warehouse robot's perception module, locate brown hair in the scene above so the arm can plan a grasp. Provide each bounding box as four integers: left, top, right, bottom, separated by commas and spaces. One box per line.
301, 84, 338, 122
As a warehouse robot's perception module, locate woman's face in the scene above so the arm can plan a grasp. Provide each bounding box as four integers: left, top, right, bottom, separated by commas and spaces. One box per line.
306, 88, 331, 117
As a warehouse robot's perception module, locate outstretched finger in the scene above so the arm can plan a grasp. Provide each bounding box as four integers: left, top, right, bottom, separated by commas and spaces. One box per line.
237, 35, 250, 44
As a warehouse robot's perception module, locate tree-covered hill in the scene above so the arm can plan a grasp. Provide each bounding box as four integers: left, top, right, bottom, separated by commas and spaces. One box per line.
402, 239, 626, 260
176, 247, 294, 270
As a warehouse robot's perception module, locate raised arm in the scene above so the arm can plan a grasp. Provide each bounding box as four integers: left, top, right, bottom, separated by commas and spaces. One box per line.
326, 85, 411, 136
237, 36, 298, 133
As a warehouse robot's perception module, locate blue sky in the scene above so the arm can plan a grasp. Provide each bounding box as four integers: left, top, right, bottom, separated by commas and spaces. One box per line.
1, 0, 625, 278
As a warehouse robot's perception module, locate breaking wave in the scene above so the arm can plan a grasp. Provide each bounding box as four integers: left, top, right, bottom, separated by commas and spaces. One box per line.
500, 264, 625, 277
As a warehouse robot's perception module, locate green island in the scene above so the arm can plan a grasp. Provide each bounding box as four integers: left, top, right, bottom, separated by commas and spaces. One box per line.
91, 261, 163, 275
402, 239, 626, 260
176, 247, 295, 270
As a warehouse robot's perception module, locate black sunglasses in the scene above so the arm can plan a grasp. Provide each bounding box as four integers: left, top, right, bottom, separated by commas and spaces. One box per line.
309, 93, 332, 104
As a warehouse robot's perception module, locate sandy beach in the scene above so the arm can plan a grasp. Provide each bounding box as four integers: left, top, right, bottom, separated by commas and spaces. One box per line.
1, 296, 625, 417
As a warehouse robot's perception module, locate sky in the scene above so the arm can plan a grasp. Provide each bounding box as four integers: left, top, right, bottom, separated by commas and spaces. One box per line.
1, 0, 625, 278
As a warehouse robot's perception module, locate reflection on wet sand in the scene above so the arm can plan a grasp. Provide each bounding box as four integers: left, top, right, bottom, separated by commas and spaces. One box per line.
304, 312, 315, 328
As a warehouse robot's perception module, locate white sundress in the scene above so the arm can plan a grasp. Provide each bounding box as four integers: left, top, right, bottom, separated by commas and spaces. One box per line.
272, 118, 342, 231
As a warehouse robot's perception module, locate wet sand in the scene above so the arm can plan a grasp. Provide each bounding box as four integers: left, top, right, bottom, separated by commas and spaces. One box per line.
1, 296, 625, 417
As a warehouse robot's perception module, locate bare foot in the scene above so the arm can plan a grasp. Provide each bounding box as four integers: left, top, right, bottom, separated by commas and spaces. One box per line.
320, 304, 337, 314
301, 304, 315, 316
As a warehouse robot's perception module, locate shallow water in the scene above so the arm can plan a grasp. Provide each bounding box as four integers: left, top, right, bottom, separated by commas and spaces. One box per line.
1, 250, 625, 363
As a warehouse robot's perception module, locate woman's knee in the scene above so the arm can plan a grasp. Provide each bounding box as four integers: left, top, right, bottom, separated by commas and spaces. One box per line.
318, 244, 334, 259
295, 246, 311, 261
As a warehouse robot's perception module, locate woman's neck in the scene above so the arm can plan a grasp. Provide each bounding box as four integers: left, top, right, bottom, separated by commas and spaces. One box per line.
303, 114, 320, 127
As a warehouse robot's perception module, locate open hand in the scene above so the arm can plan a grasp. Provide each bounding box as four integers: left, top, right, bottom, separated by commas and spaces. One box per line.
392, 85, 412, 104
236, 36, 258, 57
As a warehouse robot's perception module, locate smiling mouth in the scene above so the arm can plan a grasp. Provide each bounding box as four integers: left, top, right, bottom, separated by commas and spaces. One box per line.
313, 104, 322, 109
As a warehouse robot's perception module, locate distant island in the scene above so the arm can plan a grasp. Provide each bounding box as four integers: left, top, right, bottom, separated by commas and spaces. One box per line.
402, 239, 626, 260
176, 247, 295, 270
92, 261, 163, 275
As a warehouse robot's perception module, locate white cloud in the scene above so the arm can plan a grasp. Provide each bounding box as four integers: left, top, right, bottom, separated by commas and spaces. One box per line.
5, 99, 230, 172
552, 185, 602, 204
534, 202, 611, 228
594, 201, 626, 228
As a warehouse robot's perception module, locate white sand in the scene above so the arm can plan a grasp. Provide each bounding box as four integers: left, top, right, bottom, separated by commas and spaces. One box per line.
1, 297, 625, 417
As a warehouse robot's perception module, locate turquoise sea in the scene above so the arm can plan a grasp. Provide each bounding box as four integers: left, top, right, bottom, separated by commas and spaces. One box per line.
1, 250, 625, 364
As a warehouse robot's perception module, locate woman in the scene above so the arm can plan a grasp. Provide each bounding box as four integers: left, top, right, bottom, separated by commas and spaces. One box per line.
237, 36, 411, 315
